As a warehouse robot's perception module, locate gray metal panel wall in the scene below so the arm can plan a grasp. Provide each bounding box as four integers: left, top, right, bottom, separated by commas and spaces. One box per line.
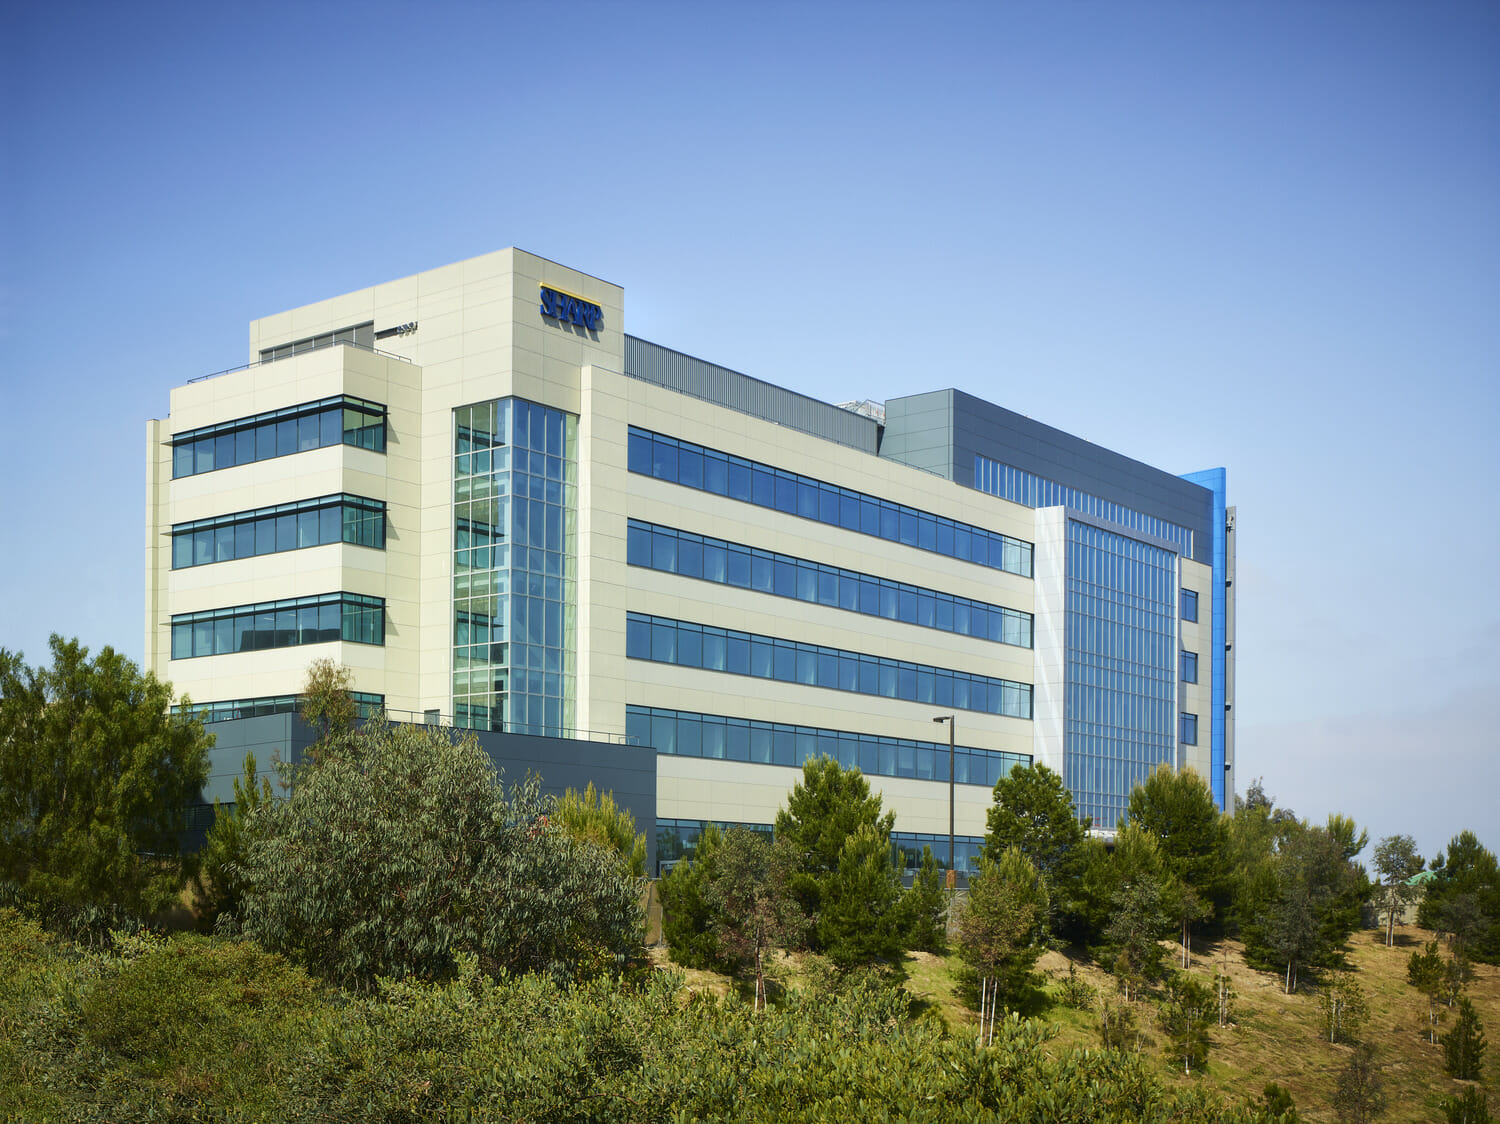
879, 392, 959, 480
189, 718, 658, 871
882, 389, 1215, 564
624, 336, 879, 455
471, 728, 658, 874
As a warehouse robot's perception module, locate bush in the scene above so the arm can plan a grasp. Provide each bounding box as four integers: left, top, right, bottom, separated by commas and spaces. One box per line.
239, 720, 642, 988
0, 918, 1305, 1123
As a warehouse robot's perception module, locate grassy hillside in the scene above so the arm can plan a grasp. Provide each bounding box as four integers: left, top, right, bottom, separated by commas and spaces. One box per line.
670, 924, 1497, 1122
960, 927, 1494, 1121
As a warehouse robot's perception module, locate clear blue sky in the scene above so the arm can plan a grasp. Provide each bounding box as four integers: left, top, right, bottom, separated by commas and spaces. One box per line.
3, 1, 1496, 863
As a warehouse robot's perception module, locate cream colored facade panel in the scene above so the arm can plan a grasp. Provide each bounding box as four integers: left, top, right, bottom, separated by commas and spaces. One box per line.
655, 755, 992, 839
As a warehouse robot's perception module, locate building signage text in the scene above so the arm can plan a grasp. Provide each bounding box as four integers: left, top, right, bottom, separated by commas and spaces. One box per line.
539, 286, 602, 330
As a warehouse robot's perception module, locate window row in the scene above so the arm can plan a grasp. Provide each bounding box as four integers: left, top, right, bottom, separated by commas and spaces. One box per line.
893, 832, 985, 874
975, 455, 1195, 558
453, 497, 568, 555
625, 613, 1033, 719
258, 321, 374, 364
456, 398, 571, 457
170, 593, 385, 659
627, 520, 1033, 648
628, 426, 1033, 578
171, 396, 387, 478
173, 692, 384, 723
655, 818, 984, 876
171, 494, 386, 569
626, 705, 1030, 787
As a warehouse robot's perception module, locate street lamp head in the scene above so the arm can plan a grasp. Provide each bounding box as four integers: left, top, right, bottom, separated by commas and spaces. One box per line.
933, 715, 952, 724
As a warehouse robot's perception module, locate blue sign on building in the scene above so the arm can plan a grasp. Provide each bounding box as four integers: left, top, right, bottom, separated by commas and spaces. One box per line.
539, 286, 602, 330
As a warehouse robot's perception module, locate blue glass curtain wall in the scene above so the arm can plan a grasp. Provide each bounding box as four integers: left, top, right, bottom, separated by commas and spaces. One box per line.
1063, 521, 1178, 830
626, 612, 1032, 719
171, 494, 385, 568
170, 593, 385, 659
173, 692, 384, 723
975, 454, 1194, 557
452, 398, 577, 736
627, 705, 1029, 785
629, 427, 1033, 578
171, 396, 386, 478
627, 520, 1033, 648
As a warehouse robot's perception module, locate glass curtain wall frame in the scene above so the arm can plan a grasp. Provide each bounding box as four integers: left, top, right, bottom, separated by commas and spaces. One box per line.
1062, 520, 1178, 830
452, 398, 577, 736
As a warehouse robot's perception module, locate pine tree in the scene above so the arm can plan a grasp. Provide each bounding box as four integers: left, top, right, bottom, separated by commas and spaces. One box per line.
193, 751, 274, 925
1128, 765, 1228, 966
775, 756, 904, 967
0, 636, 212, 922
554, 782, 648, 877
1157, 972, 1214, 1074
956, 848, 1049, 1011
1319, 972, 1370, 1045
899, 846, 948, 953
1331, 1043, 1386, 1124
1442, 1086, 1492, 1124
1444, 998, 1488, 1081
1407, 940, 1446, 1043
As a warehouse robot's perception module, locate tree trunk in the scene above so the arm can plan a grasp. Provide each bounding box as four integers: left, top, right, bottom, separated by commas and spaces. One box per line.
754, 940, 765, 1013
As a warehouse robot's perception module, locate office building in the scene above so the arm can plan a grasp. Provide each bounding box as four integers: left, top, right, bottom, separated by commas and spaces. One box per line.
145, 248, 1235, 870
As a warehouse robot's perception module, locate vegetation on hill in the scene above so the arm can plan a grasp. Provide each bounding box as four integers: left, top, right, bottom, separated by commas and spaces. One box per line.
3, 649, 1498, 1120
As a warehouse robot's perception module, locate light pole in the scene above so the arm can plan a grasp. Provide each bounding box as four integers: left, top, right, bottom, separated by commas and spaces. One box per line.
933, 714, 955, 880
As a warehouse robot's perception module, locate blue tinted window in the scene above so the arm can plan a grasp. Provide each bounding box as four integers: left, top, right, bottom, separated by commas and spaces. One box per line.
679, 446, 703, 489
1181, 589, 1199, 622
625, 615, 650, 658
626, 614, 1030, 719
171, 593, 383, 659
630, 706, 1029, 795
627, 428, 653, 475
1181, 650, 1198, 683
171, 397, 386, 479
1180, 712, 1199, 745
728, 459, 751, 501
704, 452, 728, 495
627, 428, 1033, 578
775, 474, 796, 514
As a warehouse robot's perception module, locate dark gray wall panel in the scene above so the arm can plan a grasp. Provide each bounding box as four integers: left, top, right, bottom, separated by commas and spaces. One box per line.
624, 336, 879, 455
472, 728, 658, 872
882, 389, 1215, 563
